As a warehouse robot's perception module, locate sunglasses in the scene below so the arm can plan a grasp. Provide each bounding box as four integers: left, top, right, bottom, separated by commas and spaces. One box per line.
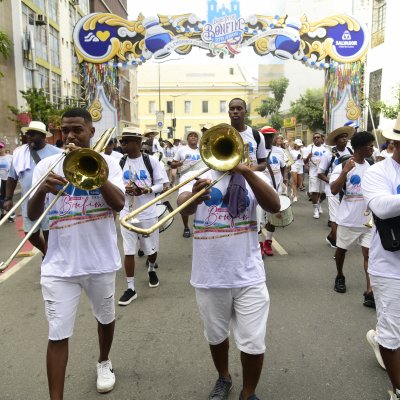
26, 131, 39, 137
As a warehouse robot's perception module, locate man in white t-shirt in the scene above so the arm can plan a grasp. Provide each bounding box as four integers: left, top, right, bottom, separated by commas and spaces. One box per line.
27, 108, 125, 398
330, 131, 375, 307
5, 121, 62, 254
228, 98, 268, 172
171, 129, 202, 238
177, 158, 280, 400
142, 128, 165, 159
303, 132, 329, 219
257, 126, 286, 257
318, 126, 355, 248
117, 127, 170, 306
0, 140, 13, 220
104, 139, 123, 161
362, 114, 400, 400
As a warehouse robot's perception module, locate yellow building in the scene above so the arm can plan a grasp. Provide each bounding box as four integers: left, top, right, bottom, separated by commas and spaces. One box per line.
137, 63, 271, 140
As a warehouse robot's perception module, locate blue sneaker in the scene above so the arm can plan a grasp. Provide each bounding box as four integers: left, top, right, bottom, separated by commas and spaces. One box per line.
239, 391, 260, 400
208, 377, 232, 399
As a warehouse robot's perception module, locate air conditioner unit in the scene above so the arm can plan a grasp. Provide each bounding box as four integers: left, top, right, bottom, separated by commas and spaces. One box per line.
35, 14, 47, 25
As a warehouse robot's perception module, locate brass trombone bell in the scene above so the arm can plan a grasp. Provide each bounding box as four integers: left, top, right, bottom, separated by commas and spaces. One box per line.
63, 149, 109, 191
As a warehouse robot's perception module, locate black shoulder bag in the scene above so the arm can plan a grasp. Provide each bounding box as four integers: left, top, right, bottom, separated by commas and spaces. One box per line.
373, 214, 400, 252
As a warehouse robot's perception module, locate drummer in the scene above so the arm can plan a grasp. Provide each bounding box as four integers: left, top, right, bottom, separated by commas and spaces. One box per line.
257, 126, 286, 257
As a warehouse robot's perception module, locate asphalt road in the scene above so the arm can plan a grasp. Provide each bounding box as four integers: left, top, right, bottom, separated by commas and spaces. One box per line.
0, 189, 389, 400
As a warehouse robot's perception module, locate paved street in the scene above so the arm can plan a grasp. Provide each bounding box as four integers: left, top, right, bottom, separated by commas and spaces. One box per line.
0, 190, 388, 400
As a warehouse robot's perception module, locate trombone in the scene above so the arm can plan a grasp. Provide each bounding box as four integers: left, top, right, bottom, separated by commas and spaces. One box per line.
0, 127, 116, 272
120, 123, 245, 236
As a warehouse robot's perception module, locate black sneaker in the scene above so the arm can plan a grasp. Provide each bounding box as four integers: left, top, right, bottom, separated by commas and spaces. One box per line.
145, 259, 158, 269
118, 289, 137, 306
325, 236, 337, 248
208, 377, 232, 400
363, 291, 376, 308
334, 276, 346, 293
137, 249, 144, 257
183, 228, 191, 238
148, 271, 159, 288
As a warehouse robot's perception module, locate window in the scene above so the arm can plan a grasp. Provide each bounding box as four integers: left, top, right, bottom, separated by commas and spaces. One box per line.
49, 26, 60, 67
166, 101, 173, 114
202, 101, 209, 113
51, 72, 61, 106
220, 100, 227, 113
72, 82, 80, 103
48, 0, 58, 22
35, 24, 48, 61
32, 0, 45, 11
184, 101, 191, 114
37, 65, 50, 99
368, 69, 382, 130
184, 126, 191, 135
371, 0, 386, 47
149, 101, 156, 114
71, 43, 79, 78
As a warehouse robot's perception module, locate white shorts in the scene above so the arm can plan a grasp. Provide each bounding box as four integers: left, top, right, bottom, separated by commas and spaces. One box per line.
195, 283, 270, 354
23, 213, 50, 233
41, 272, 116, 341
290, 164, 303, 174
308, 176, 325, 193
336, 225, 372, 250
120, 217, 159, 255
327, 196, 340, 223
370, 275, 400, 350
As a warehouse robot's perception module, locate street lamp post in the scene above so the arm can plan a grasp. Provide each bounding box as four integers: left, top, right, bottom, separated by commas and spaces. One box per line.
170, 93, 187, 138
155, 58, 182, 139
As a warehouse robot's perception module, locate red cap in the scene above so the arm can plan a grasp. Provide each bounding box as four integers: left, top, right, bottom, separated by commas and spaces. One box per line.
259, 126, 277, 134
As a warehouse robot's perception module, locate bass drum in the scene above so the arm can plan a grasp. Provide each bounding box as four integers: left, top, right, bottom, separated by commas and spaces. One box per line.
156, 201, 174, 233
268, 195, 294, 227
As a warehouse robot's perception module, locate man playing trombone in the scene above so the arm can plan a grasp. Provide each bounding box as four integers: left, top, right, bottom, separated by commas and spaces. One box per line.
177, 128, 280, 400
27, 108, 125, 399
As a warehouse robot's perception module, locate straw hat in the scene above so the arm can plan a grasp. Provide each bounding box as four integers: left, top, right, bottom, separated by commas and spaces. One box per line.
117, 126, 142, 140
144, 128, 159, 137
326, 126, 355, 146
383, 112, 400, 142
21, 121, 52, 137
183, 129, 202, 142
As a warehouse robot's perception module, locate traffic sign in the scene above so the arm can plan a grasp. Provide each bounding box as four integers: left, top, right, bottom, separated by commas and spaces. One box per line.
156, 111, 164, 129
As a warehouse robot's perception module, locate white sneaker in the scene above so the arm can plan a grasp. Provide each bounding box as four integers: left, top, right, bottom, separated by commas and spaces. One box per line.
97, 359, 115, 393
313, 208, 319, 219
318, 204, 323, 214
366, 330, 386, 370
292, 196, 298, 203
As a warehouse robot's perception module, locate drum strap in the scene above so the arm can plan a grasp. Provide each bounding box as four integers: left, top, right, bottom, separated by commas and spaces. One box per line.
266, 150, 277, 190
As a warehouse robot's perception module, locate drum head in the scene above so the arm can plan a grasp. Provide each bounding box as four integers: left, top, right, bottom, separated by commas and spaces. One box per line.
278, 195, 291, 211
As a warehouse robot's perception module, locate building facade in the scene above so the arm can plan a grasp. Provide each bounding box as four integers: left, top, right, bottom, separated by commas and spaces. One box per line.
137, 62, 272, 140
0, 0, 136, 148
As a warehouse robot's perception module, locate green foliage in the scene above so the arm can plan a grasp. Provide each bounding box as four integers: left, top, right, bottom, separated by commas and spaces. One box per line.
372, 83, 400, 120
290, 88, 325, 132
8, 88, 71, 129
255, 78, 289, 130
0, 0, 13, 77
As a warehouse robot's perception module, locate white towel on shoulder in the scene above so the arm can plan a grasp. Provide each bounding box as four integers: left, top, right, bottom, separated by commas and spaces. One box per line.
12, 144, 32, 176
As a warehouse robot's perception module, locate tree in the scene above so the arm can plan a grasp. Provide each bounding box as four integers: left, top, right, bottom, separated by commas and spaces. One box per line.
256, 77, 289, 130
0, 0, 13, 78
373, 82, 400, 120
8, 88, 70, 135
290, 88, 325, 132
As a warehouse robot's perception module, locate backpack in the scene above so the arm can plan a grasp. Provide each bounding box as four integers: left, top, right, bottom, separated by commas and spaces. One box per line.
119, 152, 154, 185
325, 146, 354, 175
